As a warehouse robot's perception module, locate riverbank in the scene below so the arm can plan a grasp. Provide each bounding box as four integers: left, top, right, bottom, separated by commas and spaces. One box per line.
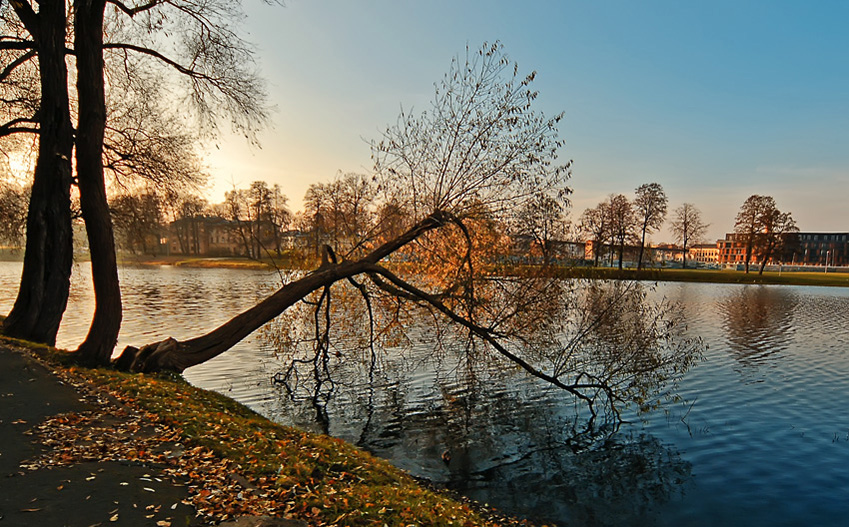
117, 255, 849, 288
554, 267, 849, 287
117, 255, 278, 270
0, 338, 534, 526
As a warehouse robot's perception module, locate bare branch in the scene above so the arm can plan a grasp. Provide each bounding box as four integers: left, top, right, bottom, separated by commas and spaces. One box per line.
103, 42, 214, 81
0, 48, 34, 82
7, 0, 38, 39
0, 115, 37, 137
107, 0, 162, 17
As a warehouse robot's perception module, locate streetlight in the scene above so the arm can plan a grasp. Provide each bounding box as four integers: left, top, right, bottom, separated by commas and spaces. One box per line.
825, 249, 831, 274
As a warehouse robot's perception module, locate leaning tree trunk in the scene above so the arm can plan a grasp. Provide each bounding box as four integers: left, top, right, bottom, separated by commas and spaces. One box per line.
117, 211, 449, 373
73, 0, 122, 364
3, 0, 74, 346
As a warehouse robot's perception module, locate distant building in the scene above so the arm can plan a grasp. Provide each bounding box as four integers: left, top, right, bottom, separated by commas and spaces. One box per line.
718, 234, 747, 265
718, 232, 848, 267
793, 232, 848, 266
168, 216, 245, 256
689, 244, 719, 265
652, 244, 685, 265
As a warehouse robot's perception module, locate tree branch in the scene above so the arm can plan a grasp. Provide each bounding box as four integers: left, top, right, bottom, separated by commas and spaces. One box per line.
103, 42, 217, 81
0, 48, 35, 82
362, 262, 608, 416
107, 0, 162, 17
0, 116, 38, 138
7, 0, 39, 40
0, 40, 34, 51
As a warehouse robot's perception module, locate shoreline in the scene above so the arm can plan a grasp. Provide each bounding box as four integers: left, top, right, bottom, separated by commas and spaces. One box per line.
4, 339, 538, 526
114, 255, 849, 288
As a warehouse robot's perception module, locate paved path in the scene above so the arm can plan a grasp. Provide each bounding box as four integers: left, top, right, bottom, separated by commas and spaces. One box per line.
0, 344, 199, 526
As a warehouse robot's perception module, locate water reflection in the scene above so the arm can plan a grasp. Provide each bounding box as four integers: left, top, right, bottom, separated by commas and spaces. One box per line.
453, 433, 690, 527
719, 286, 798, 370
2, 263, 847, 526
260, 280, 696, 524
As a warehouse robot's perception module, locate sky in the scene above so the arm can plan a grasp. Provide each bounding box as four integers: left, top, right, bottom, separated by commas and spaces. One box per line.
204, 0, 849, 243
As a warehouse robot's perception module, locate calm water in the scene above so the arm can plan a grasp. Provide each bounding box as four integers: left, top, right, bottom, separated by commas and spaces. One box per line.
1, 261, 848, 526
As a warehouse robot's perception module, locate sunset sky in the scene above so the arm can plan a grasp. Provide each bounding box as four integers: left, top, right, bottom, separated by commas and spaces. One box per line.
205, 0, 849, 242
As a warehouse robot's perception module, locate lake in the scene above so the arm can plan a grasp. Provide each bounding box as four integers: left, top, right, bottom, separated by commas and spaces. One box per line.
1, 261, 847, 526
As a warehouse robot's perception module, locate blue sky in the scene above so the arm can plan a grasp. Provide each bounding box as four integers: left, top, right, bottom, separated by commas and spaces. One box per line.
206, 0, 849, 242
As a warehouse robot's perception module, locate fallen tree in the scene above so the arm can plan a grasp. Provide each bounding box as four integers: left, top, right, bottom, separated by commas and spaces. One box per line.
116, 44, 702, 424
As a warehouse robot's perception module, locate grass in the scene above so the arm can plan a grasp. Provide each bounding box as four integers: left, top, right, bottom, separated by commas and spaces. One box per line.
11, 340, 519, 527
550, 266, 849, 288
115, 254, 849, 288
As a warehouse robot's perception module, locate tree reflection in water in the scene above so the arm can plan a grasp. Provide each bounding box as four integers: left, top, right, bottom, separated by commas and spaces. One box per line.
719, 285, 798, 371
262, 279, 698, 524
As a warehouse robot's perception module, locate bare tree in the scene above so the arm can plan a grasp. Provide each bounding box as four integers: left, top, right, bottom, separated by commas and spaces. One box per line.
670, 203, 708, 269
0, 1, 75, 345
115, 44, 701, 426
580, 202, 611, 267
513, 192, 569, 266
2, 0, 250, 357
110, 189, 165, 256
0, 179, 29, 248
170, 192, 209, 255
633, 183, 667, 270
303, 173, 376, 257
754, 207, 798, 275
607, 194, 635, 270
223, 181, 291, 260
734, 195, 778, 274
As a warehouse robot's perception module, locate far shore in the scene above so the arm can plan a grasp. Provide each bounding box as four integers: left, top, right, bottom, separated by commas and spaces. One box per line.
110, 255, 849, 288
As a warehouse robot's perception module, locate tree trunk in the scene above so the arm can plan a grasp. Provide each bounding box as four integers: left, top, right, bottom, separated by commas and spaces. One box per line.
637, 228, 647, 271
617, 240, 624, 270
74, 0, 122, 364
116, 211, 449, 373
3, 0, 74, 346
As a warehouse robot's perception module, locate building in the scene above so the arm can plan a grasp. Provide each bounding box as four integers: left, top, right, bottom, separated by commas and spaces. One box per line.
689, 244, 720, 265
718, 232, 848, 267
718, 233, 748, 265
793, 232, 848, 266
168, 216, 245, 256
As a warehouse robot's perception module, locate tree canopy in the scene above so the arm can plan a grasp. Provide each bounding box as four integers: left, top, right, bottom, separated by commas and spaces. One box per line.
734, 195, 798, 274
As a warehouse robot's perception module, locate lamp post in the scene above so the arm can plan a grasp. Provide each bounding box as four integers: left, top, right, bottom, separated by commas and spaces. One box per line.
825, 249, 831, 274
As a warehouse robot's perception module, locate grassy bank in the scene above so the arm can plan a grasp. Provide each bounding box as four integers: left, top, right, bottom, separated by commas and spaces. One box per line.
117, 255, 277, 270
117, 255, 849, 288
548, 266, 849, 288
17, 341, 527, 527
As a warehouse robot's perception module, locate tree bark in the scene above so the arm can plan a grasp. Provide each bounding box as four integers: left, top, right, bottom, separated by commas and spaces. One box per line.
117, 211, 449, 373
637, 228, 647, 271
74, 0, 123, 364
2, 0, 74, 346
